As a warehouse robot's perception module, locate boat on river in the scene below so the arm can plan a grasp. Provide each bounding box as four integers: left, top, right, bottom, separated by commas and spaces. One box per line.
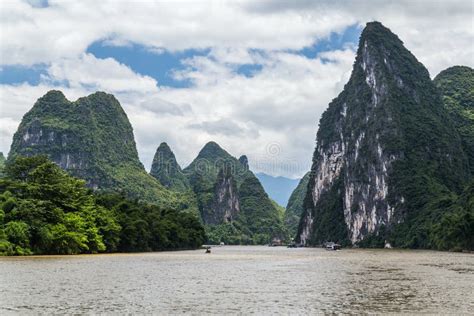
324, 242, 341, 251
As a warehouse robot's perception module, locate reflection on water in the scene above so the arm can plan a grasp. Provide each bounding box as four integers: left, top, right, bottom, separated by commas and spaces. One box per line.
0, 246, 473, 314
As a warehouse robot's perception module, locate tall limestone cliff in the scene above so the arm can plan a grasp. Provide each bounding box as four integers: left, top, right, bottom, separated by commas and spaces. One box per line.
297, 22, 469, 248
183, 141, 285, 244
9, 90, 173, 204
206, 166, 240, 225
150, 142, 189, 191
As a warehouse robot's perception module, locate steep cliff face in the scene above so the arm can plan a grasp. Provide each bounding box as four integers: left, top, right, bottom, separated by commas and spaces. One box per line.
150, 142, 189, 191
297, 22, 468, 246
204, 167, 240, 225
183, 141, 285, 243
9, 90, 172, 204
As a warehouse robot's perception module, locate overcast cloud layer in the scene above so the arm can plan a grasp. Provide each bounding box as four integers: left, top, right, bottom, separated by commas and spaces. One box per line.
1, 0, 473, 178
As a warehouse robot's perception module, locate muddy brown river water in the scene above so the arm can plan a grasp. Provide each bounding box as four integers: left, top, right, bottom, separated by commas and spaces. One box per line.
0, 246, 473, 314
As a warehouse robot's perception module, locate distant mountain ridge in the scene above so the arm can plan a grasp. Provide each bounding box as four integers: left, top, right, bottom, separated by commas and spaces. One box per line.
255, 173, 299, 207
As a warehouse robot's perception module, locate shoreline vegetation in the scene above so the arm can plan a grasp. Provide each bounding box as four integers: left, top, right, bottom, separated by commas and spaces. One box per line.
0, 156, 205, 256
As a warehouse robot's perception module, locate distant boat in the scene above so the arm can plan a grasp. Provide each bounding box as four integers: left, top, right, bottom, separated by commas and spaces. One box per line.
205, 247, 211, 254
219, 242, 225, 246
324, 242, 341, 251
270, 237, 283, 247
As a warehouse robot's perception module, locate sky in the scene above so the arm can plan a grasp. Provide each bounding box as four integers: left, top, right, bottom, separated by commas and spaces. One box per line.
0, 0, 473, 178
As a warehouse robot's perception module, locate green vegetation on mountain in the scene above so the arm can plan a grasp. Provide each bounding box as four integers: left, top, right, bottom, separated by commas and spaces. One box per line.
182, 141, 286, 244
285, 172, 310, 236
381, 179, 474, 251
0, 156, 205, 255
150, 142, 190, 191
185, 142, 251, 185
271, 199, 286, 221
297, 22, 473, 250
238, 175, 287, 242
8, 90, 174, 205
434, 66, 474, 176
382, 66, 474, 251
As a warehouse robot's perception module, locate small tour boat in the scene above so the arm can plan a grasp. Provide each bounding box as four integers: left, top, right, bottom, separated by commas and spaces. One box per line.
325, 242, 341, 251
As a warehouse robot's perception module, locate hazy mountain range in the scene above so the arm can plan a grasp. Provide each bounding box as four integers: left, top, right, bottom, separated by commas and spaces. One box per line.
255, 173, 300, 207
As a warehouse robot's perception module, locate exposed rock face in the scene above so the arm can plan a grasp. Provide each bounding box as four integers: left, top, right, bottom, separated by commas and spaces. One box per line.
184, 142, 255, 226
10, 91, 97, 186
150, 142, 189, 191
297, 22, 468, 246
183, 141, 285, 242
9, 90, 172, 204
205, 167, 240, 225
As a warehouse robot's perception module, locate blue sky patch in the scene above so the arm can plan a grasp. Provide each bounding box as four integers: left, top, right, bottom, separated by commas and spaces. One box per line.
0, 64, 48, 85
87, 41, 210, 88
297, 23, 362, 59
25, 0, 49, 8
236, 64, 263, 77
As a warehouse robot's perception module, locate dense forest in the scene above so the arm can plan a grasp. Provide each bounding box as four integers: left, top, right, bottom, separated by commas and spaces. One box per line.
0, 156, 205, 255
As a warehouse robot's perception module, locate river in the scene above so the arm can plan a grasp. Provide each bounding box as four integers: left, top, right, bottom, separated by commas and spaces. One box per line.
0, 246, 473, 314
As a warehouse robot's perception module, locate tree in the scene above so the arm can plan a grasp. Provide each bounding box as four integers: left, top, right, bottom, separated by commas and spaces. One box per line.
0, 156, 119, 255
